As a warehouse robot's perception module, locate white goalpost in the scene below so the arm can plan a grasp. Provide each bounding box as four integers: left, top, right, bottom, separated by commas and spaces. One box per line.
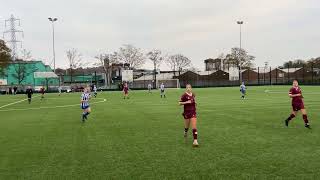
122, 70, 133, 82
156, 79, 180, 89
34, 72, 59, 90
34, 72, 58, 79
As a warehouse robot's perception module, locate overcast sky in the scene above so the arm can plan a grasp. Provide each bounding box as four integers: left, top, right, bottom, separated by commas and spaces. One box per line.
0, 0, 319, 70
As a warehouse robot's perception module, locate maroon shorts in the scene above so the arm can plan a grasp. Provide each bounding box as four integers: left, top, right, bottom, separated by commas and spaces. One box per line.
292, 103, 305, 111
183, 111, 196, 119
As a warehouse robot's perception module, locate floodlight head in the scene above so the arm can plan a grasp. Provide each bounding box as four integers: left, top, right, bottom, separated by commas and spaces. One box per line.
237, 21, 244, 24
48, 17, 58, 22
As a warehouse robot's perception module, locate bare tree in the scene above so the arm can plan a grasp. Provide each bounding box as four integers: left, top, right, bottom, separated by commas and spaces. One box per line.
20, 49, 32, 61
66, 48, 82, 82
188, 65, 200, 73
94, 53, 118, 87
166, 54, 191, 76
12, 60, 38, 85
224, 47, 255, 69
146, 49, 164, 88
115, 44, 145, 69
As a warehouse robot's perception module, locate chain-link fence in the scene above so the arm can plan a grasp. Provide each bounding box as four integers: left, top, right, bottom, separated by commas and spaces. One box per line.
242, 66, 320, 86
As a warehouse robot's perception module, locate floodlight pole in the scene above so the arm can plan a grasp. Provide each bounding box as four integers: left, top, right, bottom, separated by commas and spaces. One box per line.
237, 20, 244, 84
48, 17, 58, 72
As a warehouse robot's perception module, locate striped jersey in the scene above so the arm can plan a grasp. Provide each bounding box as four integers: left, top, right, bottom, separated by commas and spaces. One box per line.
240, 84, 246, 91
81, 93, 90, 108
160, 84, 165, 90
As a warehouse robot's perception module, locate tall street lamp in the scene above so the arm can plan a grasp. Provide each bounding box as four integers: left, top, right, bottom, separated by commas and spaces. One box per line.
237, 20, 244, 83
48, 17, 58, 72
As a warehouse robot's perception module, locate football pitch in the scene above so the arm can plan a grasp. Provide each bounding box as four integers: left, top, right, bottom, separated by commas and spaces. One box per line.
0, 86, 319, 179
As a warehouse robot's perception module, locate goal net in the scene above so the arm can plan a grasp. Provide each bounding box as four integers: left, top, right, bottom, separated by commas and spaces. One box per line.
122, 70, 133, 82
156, 79, 180, 89
34, 72, 58, 78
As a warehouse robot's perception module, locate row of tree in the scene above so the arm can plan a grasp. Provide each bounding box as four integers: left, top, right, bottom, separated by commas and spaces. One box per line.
65, 44, 193, 86
281, 58, 320, 69
93, 44, 192, 73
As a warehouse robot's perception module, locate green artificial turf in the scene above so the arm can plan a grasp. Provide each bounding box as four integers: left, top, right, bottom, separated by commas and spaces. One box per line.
0, 86, 319, 179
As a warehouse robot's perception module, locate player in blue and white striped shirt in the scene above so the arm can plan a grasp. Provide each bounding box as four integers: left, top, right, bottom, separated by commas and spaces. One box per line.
240, 82, 246, 99
160, 83, 166, 98
93, 85, 97, 98
81, 87, 91, 122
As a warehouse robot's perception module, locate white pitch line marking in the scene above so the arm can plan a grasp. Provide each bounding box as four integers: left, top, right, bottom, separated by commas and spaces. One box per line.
0, 98, 106, 112
0, 95, 41, 109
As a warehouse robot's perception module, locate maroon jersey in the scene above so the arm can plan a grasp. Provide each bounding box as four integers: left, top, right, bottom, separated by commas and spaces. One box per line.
180, 92, 196, 119
123, 86, 129, 93
40, 88, 45, 94
289, 86, 304, 111
289, 87, 303, 104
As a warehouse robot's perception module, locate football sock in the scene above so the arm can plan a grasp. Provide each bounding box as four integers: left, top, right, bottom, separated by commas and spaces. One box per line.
192, 129, 198, 140
184, 128, 189, 133
287, 114, 295, 122
303, 114, 309, 124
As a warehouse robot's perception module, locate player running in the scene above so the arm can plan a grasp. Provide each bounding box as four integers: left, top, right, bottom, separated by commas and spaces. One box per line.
40, 86, 45, 100
160, 83, 166, 98
285, 80, 310, 128
179, 84, 199, 147
93, 85, 98, 98
240, 82, 246, 99
58, 86, 62, 96
81, 87, 91, 122
26, 86, 33, 104
123, 82, 129, 99
148, 83, 152, 93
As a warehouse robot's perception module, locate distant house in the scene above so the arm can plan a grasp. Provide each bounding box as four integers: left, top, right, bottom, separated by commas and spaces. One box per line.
241, 69, 259, 83
177, 70, 230, 87
133, 71, 179, 89
240, 67, 319, 84
111, 63, 130, 81
204, 58, 223, 71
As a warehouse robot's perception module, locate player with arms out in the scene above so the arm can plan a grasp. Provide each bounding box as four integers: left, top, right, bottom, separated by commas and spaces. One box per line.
179, 84, 199, 147
160, 83, 166, 98
285, 80, 310, 128
240, 82, 246, 99
81, 87, 91, 122
123, 82, 129, 99
26, 86, 33, 104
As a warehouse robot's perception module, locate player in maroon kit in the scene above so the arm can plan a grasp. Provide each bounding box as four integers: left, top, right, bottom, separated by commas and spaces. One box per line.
179, 84, 199, 147
123, 82, 129, 99
40, 86, 45, 100
285, 80, 310, 128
